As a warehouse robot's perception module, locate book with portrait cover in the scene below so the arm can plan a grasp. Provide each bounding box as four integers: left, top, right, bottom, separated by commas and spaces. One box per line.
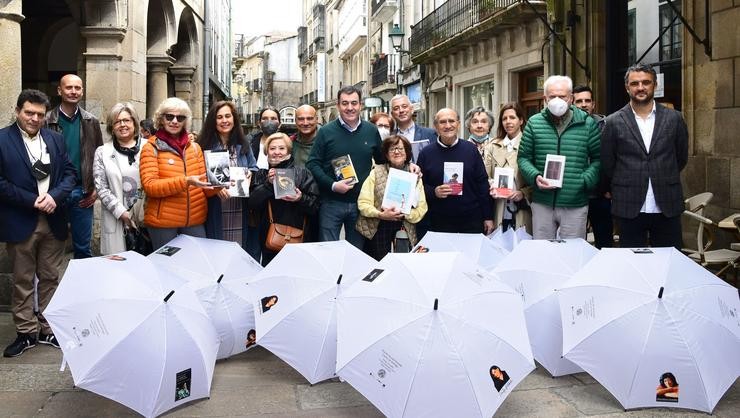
382, 168, 418, 215
204, 150, 230, 186
443, 162, 463, 195
331, 154, 358, 185
492, 167, 515, 198
228, 167, 251, 198
273, 168, 297, 199
543, 154, 566, 188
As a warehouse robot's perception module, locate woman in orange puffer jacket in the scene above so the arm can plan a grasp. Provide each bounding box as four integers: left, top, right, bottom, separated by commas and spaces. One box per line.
140, 97, 219, 249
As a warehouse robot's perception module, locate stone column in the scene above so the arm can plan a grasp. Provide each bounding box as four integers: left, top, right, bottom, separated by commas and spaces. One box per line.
0, 1, 23, 126
170, 66, 196, 102
80, 26, 126, 128
147, 55, 175, 118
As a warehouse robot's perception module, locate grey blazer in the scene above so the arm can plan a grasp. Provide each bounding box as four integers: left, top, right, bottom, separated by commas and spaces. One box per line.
601, 102, 688, 219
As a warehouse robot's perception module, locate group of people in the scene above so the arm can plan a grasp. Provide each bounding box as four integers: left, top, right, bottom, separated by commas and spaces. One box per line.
0, 62, 688, 359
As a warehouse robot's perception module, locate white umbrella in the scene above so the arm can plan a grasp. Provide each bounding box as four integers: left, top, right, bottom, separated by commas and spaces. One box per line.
249, 241, 376, 384
488, 226, 532, 252
44, 251, 219, 418
336, 252, 534, 418
493, 238, 597, 376
148, 235, 263, 359
559, 247, 740, 413
412, 231, 509, 270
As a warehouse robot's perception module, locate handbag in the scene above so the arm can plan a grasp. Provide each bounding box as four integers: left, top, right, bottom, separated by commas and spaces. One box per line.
264, 201, 306, 252
124, 226, 153, 255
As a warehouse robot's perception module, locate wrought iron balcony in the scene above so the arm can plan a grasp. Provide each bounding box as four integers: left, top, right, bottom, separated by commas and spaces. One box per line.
408, 0, 545, 62
371, 54, 397, 88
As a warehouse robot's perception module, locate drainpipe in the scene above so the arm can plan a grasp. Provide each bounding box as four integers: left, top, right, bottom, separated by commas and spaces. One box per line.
203, 1, 211, 118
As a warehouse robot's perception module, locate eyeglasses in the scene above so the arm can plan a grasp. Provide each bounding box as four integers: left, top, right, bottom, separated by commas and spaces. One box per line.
389, 146, 405, 153
164, 113, 187, 123
376, 124, 391, 129
114, 118, 133, 126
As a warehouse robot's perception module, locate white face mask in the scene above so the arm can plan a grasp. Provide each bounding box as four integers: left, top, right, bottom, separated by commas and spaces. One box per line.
377, 127, 390, 140
547, 97, 569, 117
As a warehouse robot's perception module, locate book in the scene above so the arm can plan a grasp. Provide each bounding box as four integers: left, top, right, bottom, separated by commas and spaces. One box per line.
443, 162, 463, 195
228, 167, 251, 198
382, 168, 419, 215
492, 167, 515, 198
410, 139, 430, 162
543, 154, 566, 188
204, 150, 230, 186
331, 154, 358, 185
273, 168, 297, 199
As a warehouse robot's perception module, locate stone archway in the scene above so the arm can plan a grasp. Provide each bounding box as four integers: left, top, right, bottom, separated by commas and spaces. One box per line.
146, 0, 177, 118
170, 8, 198, 108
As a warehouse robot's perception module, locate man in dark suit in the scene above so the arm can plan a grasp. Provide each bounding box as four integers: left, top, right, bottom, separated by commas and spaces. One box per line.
390, 94, 436, 161
1, 89, 76, 357
601, 64, 688, 249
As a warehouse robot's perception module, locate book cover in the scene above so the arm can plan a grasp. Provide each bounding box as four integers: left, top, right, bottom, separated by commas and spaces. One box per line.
382, 168, 419, 215
543, 154, 566, 188
331, 154, 359, 185
492, 167, 515, 198
273, 168, 297, 199
204, 150, 230, 186
410, 139, 430, 162
228, 167, 251, 198
443, 162, 464, 195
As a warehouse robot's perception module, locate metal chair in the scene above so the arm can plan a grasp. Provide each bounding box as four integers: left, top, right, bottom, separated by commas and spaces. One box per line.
680, 192, 713, 256
682, 210, 740, 278
732, 217, 740, 251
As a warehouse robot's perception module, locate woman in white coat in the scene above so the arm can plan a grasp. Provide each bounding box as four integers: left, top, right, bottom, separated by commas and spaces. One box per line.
93, 102, 143, 254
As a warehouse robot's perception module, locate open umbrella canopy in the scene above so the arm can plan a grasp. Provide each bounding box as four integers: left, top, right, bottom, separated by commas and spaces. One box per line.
44, 251, 219, 418
337, 252, 534, 418
412, 232, 509, 270
148, 235, 263, 359
493, 238, 598, 376
558, 247, 740, 413
249, 241, 376, 384
488, 226, 532, 252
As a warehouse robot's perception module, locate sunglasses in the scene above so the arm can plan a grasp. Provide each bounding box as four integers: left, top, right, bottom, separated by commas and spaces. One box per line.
164, 113, 187, 123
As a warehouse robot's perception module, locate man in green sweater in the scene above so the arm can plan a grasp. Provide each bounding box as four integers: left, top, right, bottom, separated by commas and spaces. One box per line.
306, 86, 384, 249
517, 75, 601, 240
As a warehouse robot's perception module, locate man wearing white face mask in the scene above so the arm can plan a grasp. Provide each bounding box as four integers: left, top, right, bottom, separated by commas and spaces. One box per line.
517, 75, 601, 240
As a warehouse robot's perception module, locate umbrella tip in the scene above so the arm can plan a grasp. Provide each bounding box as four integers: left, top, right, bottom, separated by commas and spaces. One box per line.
164, 290, 175, 302
217, 274, 224, 283
658, 287, 664, 299
433, 298, 438, 310
337, 274, 343, 285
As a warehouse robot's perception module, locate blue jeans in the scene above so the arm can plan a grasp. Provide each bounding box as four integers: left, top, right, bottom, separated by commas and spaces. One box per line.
319, 200, 364, 249
66, 186, 94, 259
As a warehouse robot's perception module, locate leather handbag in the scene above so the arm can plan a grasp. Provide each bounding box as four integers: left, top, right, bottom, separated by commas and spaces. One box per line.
265, 201, 305, 252
124, 226, 153, 255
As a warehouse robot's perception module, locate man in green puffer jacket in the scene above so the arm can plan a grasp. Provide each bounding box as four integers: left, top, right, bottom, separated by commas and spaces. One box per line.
517, 75, 601, 240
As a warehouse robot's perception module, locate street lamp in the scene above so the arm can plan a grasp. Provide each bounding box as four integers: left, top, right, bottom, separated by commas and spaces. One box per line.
388, 24, 408, 54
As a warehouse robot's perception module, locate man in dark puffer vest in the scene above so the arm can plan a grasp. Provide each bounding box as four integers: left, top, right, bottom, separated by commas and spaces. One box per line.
517, 75, 601, 240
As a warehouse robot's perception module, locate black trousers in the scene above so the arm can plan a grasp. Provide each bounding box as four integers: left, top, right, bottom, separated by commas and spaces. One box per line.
588, 197, 614, 249
429, 215, 484, 234
615, 213, 682, 250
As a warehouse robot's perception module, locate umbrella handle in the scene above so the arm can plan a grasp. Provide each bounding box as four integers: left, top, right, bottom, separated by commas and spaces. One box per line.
164, 290, 175, 302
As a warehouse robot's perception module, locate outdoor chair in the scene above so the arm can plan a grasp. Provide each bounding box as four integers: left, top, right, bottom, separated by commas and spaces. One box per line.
680, 192, 713, 256
732, 217, 740, 251
682, 210, 740, 278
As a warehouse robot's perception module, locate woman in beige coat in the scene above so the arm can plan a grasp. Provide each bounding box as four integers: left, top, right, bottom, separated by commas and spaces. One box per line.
483, 102, 532, 233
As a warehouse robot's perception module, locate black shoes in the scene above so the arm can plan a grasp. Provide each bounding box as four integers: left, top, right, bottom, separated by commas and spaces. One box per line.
38, 332, 60, 349
3, 333, 37, 358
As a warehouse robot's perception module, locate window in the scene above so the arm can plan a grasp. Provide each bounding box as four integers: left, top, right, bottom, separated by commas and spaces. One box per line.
627, 9, 636, 64
463, 81, 495, 137
659, 1, 682, 61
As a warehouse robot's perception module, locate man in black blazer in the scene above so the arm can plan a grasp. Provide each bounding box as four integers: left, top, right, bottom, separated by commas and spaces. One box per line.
390, 94, 436, 159
601, 64, 688, 249
0, 89, 76, 357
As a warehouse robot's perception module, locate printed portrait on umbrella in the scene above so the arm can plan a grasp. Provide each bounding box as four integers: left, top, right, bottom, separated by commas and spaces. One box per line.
656, 372, 679, 402
261, 295, 279, 313
490, 365, 510, 392
245, 329, 256, 348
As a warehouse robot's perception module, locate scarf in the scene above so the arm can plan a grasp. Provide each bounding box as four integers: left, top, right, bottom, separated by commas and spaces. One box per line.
113, 138, 140, 165
155, 128, 189, 157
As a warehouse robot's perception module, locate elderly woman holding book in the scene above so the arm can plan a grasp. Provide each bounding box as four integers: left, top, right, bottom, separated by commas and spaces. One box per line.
356, 135, 428, 260
248, 133, 319, 266
484, 102, 532, 233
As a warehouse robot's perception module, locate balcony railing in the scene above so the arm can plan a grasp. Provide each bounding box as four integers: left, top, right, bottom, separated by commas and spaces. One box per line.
409, 0, 539, 58
371, 54, 397, 87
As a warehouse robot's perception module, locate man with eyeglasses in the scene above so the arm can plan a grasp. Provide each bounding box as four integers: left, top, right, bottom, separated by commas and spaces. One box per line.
45, 74, 103, 258
416, 108, 494, 235
601, 63, 688, 249
517, 75, 601, 240
307, 86, 385, 249
1, 89, 76, 357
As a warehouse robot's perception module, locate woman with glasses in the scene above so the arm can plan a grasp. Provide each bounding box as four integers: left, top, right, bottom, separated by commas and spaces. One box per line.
197, 101, 257, 249
92, 102, 143, 254
139, 97, 218, 249
370, 112, 394, 140
356, 135, 427, 260
484, 102, 532, 233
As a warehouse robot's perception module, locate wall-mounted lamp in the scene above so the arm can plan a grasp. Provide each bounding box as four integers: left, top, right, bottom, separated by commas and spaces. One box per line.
388, 24, 409, 55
